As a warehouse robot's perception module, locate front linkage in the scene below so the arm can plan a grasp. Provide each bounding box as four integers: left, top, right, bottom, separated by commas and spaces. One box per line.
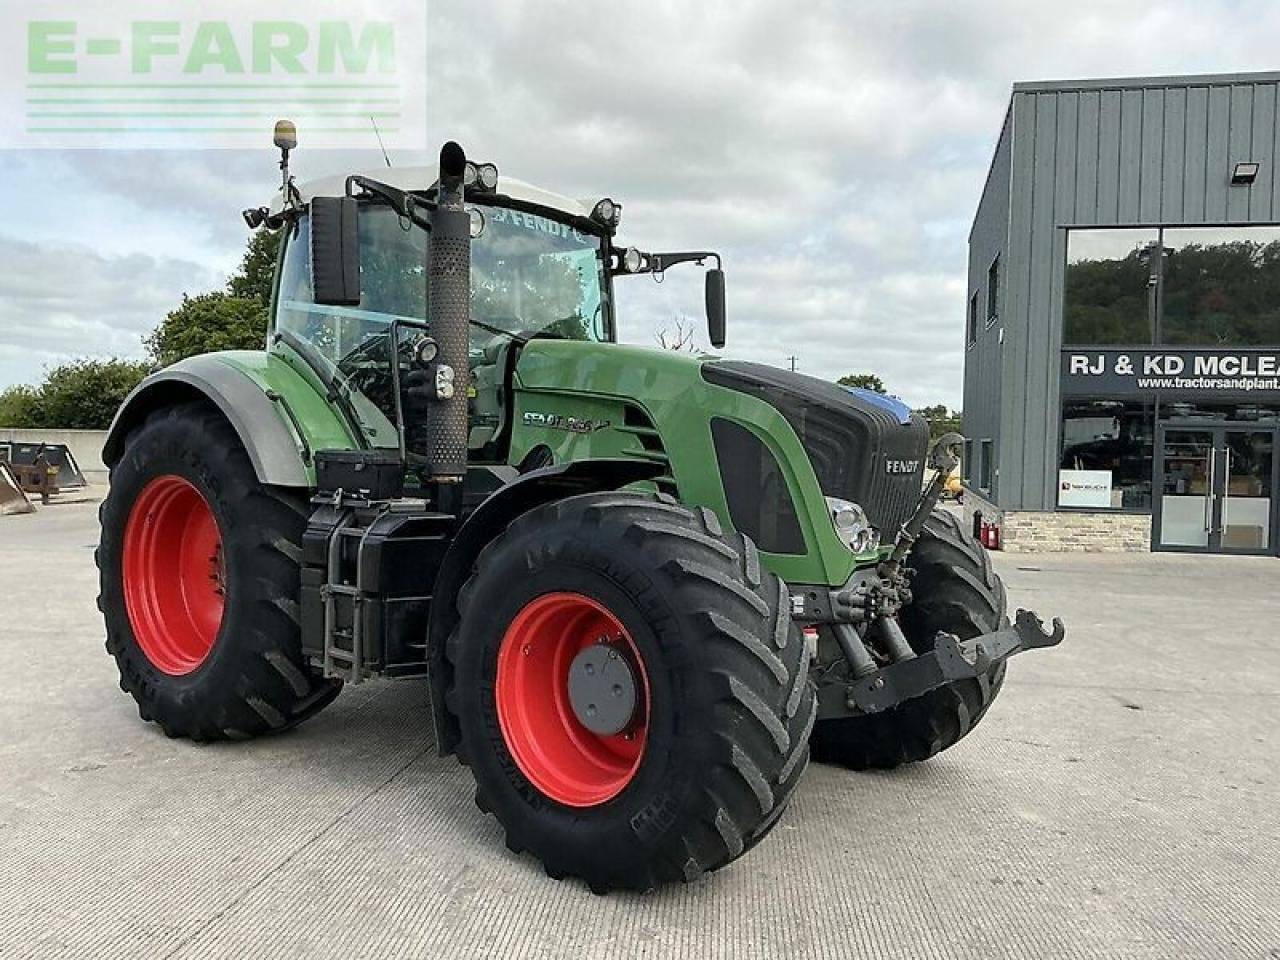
805, 432, 1065, 721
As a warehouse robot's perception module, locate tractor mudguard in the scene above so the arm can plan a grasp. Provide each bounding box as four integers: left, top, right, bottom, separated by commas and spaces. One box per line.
104, 355, 318, 488
427, 458, 667, 755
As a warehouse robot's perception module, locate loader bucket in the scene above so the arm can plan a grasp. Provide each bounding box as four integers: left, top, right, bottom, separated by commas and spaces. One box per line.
3, 443, 87, 488
0, 463, 34, 516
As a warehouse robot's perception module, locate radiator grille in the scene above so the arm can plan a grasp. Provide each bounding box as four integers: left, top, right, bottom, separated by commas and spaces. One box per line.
701, 361, 929, 538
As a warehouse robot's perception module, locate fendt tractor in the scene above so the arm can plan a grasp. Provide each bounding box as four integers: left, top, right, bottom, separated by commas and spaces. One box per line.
97, 125, 1064, 893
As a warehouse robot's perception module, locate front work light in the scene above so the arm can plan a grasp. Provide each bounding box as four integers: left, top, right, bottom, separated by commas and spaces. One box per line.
591, 198, 622, 229
464, 161, 500, 192
621, 247, 645, 273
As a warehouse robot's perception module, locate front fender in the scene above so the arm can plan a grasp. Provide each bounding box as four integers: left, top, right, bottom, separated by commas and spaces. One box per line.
104, 352, 355, 488
427, 458, 666, 755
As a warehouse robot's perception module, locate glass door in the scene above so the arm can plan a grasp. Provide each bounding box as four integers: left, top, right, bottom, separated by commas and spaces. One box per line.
1155, 426, 1277, 553
1219, 429, 1273, 553
1156, 429, 1214, 549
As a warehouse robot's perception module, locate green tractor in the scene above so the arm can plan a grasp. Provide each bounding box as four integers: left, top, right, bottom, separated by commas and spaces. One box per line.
97, 131, 1063, 893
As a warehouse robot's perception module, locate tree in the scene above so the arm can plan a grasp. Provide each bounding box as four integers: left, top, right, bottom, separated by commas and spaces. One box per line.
913, 404, 963, 443
145, 227, 281, 368
656, 317, 700, 352
227, 228, 282, 306
838, 373, 886, 393
29, 359, 150, 430
146, 292, 268, 368
0, 385, 40, 428
0, 230, 278, 429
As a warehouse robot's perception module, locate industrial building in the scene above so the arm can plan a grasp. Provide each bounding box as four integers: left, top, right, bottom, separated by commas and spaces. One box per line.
963, 71, 1280, 554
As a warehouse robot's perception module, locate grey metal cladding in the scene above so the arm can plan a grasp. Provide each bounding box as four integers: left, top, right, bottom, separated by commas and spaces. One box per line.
965, 72, 1280, 511
962, 104, 1012, 491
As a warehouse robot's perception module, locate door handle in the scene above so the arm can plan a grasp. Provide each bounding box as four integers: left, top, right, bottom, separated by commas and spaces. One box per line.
1221, 447, 1231, 532
1205, 449, 1215, 532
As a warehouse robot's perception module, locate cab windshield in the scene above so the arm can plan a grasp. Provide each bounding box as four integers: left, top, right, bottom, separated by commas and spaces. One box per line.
274, 199, 609, 448
275, 201, 609, 371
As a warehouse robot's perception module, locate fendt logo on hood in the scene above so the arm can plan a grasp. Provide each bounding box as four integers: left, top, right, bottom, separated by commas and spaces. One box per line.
885, 458, 920, 475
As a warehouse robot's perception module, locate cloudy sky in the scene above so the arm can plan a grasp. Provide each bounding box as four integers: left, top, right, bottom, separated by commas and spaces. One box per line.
2, 0, 1279, 407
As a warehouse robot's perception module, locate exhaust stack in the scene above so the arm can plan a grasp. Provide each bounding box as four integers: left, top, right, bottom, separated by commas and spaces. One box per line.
425, 141, 471, 485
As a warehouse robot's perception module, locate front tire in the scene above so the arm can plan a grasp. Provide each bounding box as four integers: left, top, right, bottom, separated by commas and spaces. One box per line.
447, 493, 816, 893
810, 509, 1007, 770
97, 403, 340, 741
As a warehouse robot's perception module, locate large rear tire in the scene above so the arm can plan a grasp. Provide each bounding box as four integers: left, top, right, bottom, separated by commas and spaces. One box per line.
810, 509, 1006, 770
447, 493, 816, 893
97, 403, 341, 741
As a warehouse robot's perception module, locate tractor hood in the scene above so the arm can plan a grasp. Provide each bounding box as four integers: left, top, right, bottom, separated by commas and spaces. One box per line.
700, 361, 930, 537
511, 340, 929, 547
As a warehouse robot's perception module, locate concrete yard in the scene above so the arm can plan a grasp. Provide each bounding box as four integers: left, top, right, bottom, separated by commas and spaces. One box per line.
1, 493, 1276, 960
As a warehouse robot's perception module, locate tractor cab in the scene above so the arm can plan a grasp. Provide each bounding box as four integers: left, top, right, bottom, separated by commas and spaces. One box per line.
259, 161, 723, 470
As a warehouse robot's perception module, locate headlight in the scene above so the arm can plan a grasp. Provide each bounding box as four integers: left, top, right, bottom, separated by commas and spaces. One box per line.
476, 162, 499, 190
825, 497, 880, 554
621, 246, 644, 273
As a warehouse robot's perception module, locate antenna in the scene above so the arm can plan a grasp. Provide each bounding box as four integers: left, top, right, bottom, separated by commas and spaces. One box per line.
370, 116, 392, 167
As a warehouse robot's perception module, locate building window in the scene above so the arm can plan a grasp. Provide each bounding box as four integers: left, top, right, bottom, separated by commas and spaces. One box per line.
1159, 226, 1280, 346
1063, 228, 1158, 345
1065, 225, 1280, 348
1059, 398, 1153, 510
986, 256, 1000, 326
979, 439, 993, 492
963, 439, 973, 482
967, 292, 979, 346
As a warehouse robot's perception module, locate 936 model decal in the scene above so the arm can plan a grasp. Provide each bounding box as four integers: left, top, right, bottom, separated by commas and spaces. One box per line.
522, 411, 612, 434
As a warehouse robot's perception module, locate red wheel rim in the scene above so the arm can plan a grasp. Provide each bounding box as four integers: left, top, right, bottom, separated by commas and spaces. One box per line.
495, 592, 650, 807
122, 475, 225, 676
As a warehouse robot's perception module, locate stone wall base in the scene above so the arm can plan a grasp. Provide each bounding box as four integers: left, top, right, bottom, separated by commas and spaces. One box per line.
959, 487, 1151, 553
1000, 510, 1151, 552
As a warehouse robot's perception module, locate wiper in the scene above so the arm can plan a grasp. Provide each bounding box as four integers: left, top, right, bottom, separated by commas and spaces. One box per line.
470, 317, 530, 344
346, 175, 433, 230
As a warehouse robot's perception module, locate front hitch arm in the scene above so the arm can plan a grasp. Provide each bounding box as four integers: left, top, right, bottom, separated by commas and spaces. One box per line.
879, 431, 964, 580
836, 609, 1066, 717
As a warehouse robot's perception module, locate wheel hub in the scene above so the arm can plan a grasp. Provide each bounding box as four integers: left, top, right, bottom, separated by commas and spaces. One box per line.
493, 592, 650, 807
567, 643, 638, 736
121, 474, 225, 676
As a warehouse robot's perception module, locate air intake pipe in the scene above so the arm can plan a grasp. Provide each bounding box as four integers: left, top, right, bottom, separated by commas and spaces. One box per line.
425, 141, 471, 486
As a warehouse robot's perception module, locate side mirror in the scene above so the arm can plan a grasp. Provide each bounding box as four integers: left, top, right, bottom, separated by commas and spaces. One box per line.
705, 268, 726, 349
310, 196, 361, 306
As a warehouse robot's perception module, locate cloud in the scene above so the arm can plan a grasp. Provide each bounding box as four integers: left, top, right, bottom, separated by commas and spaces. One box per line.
0, 236, 221, 387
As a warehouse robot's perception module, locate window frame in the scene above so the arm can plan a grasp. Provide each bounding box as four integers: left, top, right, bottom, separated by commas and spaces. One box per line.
967, 291, 979, 348
1062, 223, 1280, 350
978, 438, 994, 494
1056, 395, 1156, 514
985, 255, 1000, 328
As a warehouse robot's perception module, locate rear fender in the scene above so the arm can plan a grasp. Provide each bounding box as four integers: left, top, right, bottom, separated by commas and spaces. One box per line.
103, 354, 348, 488
427, 458, 666, 755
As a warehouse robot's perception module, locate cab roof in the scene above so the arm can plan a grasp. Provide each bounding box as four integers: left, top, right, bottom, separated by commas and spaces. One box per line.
269, 166, 593, 219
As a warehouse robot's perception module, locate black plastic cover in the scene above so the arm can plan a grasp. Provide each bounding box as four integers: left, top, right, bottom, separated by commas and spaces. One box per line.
710, 418, 805, 554
314, 449, 404, 500
702, 361, 930, 537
